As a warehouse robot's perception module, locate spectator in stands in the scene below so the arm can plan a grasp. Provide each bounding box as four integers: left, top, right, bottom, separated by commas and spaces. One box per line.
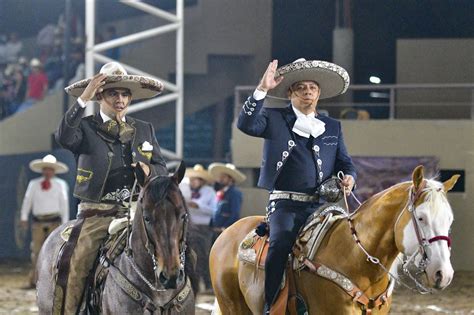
209, 163, 245, 232
104, 26, 120, 60
16, 58, 48, 113
20, 154, 69, 289
179, 164, 217, 293
0, 34, 7, 65
37, 24, 56, 62
4, 32, 23, 64
11, 64, 28, 113
27, 58, 48, 101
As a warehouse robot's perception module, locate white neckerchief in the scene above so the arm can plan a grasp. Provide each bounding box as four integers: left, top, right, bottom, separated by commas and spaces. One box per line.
100, 110, 126, 123
291, 106, 326, 139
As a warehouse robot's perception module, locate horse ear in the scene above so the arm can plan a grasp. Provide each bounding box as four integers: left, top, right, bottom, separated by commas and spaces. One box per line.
443, 174, 460, 192
412, 165, 424, 189
134, 162, 148, 187
172, 161, 186, 184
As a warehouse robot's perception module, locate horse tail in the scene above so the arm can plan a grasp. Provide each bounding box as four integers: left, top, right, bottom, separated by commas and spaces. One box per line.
211, 298, 222, 315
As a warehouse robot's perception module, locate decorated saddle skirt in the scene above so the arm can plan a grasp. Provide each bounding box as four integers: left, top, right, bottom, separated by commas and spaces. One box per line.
238, 204, 345, 270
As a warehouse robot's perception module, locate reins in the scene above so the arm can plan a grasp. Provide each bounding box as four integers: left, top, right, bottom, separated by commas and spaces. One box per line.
339, 174, 451, 295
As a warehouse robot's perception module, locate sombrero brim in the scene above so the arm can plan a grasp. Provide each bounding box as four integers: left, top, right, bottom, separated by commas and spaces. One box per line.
29, 160, 69, 174
185, 169, 213, 183
268, 60, 350, 100
209, 164, 246, 184
65, 75, 164, 101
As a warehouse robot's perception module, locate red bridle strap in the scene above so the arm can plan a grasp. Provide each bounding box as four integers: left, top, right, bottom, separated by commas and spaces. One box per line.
428, 235, 451, 248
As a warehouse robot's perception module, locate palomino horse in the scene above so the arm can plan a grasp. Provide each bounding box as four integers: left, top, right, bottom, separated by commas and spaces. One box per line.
210, 166, 459, 314
37, 162, 195, 314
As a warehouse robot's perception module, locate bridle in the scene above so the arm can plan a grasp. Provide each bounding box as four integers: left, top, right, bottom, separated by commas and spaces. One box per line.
341, 176, 452, 294
124, 177, 189, 292
394, 180, 451, 293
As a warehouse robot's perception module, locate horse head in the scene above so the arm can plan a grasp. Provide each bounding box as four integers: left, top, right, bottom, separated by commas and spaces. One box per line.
133, 161, 188, 290
395, 165, 459, 290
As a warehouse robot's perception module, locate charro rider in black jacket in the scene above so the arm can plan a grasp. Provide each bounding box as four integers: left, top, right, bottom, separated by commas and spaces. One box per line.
53, 62, 167, 314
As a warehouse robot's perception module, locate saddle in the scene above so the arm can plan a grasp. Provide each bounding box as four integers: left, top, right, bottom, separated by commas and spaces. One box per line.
238, 204, 345, 315
57, 220, 193, 314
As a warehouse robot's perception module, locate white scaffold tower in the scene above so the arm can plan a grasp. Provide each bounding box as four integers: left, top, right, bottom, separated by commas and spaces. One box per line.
84, 0, 184, 159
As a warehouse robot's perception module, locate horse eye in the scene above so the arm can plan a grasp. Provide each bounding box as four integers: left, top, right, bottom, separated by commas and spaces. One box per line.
181, 213, 187, 220
144, 216, 151, 223
418, 217, 423, 221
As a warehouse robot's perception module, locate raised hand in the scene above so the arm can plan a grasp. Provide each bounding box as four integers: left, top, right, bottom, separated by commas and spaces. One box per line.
79, 73, 107, 102
257, 59, 284, 92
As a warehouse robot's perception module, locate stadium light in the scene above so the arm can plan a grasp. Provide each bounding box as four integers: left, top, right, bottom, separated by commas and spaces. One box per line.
369, 76, 381, 84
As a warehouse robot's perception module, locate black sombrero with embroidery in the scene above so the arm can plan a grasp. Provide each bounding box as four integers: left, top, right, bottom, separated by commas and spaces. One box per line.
269, 58, 350, 100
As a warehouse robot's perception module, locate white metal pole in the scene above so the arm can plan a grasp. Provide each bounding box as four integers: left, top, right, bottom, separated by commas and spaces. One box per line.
85, 0, 96, 116
120, 0, 179, 23
176, 0, 184, 158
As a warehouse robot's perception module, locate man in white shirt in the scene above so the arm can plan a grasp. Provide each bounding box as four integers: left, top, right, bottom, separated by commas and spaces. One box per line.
179, 164, 216, 292
20, 154, 69, 288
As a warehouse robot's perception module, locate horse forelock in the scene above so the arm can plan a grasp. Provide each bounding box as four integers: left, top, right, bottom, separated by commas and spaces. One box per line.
419, 179, 453, 221
146, 176, 173, 204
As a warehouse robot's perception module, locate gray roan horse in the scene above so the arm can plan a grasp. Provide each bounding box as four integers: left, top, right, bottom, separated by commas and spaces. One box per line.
36, 162, 195, 314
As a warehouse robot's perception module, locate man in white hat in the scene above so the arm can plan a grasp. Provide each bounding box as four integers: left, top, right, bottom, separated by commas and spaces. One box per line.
208, 163, 245, 232
237, 59, 357, 314
179, 164, 216, 292
53, 62, 167, 314
20, 154, 69, 289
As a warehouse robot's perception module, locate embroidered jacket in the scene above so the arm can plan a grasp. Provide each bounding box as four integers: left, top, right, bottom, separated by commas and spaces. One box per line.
237, 96, 356, 191
55, 102, 167, 202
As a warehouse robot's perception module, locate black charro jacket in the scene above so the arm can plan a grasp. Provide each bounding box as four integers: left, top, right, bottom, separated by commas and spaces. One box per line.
55, 102, 168, 202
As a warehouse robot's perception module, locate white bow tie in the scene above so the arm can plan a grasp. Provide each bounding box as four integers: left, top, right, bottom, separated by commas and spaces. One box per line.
291, 108, 326, 139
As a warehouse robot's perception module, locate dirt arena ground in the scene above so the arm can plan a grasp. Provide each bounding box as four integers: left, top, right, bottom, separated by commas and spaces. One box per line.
0, 261, 472, 314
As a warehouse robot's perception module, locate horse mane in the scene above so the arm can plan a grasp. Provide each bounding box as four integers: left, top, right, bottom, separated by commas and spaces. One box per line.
352, 177, 451, 219
147, 175, 174, 204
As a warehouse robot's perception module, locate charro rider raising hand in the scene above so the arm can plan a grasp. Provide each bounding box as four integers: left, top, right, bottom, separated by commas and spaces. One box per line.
237, 59, 356, 314
53, 62, 167, 314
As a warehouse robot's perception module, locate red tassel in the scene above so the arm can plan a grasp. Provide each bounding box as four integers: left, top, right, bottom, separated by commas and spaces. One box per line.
41, 179, 51, 191
216, 190, 225, 201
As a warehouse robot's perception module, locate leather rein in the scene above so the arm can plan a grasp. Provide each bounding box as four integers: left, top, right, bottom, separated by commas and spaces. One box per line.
300, 177, 452, 314
115, 177, 190, 313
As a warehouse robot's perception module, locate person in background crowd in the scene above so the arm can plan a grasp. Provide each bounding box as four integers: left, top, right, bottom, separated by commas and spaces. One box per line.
16, 58, 48, 113
26, 58, 48, 101
208, 163, 245, 232
4, 32, 23, 64
20, 154, 69, 289
104, 26, 120, 60
179, 164, 217, 293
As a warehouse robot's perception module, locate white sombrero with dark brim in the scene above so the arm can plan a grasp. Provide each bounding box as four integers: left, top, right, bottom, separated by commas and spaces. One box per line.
29, 154, 69, 174
269, 58, 350, 100
65, 62, 164, 101
208, 163, 246, 184
185, 164, 213, 183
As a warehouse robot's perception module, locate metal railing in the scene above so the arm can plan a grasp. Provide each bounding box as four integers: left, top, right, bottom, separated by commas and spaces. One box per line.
235, 83, 474, 120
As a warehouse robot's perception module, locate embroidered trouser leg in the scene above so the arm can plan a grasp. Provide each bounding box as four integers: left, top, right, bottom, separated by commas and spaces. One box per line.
31, 220, 61, 286
61, 215, 113, 314
264, 200, 320, 310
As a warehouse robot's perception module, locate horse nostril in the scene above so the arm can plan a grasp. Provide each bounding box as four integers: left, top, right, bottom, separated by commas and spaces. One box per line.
159, 271, 169, 284
435, 270, 443, 287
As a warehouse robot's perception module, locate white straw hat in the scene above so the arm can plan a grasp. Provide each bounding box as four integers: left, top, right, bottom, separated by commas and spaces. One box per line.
29, 154, 69, 174
208, 163, 246, 184
185, 164, 213, 183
